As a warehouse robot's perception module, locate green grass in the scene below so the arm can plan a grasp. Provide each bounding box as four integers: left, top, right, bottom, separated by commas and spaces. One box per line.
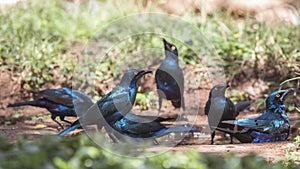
1, 0, 299, 92
198, 13, 300, 86
0, 0, 298, 94
0, 0, 147, 89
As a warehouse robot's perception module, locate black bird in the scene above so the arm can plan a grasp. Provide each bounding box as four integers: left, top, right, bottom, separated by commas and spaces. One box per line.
32, 87, 94, 117
110, 112, 195, 140
155, 39, 185, 114
216, 88, 294, 143
7, 88, 93, 128
58, 69, 151, 136
205, 84, 251, 144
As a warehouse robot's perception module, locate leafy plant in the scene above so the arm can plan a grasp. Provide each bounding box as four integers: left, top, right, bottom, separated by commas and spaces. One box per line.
0, 134, 298, 169
31, 114, 51, 121
1, 112, 25, 126
135, 91, 157, 110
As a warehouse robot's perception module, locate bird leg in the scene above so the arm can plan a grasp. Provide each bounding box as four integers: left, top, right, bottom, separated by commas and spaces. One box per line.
230, 135, 234, 144
51, 115, 64, 130
153, 139, 159, 145
211, 131, 215, 145
59, 116, 73, 124
103, 126, 121, 143
108, 132, 120, 143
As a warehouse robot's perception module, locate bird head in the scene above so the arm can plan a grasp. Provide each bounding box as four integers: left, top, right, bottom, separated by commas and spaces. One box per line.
266, 88, 294, 109
163, 38, 178, 59
209, 84, 230, 98
119, 69, 152, 87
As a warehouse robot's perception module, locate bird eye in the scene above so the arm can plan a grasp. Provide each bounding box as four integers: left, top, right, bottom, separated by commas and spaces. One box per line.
276, 94, 280, 98
133, 71, 139, 75
171, 46, 176, 51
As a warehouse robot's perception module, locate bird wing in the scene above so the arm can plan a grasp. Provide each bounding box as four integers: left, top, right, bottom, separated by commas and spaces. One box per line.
35, 88, 74, 107
78, 87, 131, 126
222, 118, 277, 132
101, 87, 132, 117
224, 98, 236, 118
124, 113, 176, 123
72, 90, 93, 104
115, 118, 166, 135
155, 69, 182, 98
204, 99, 211, 115
72, 90, 94, 117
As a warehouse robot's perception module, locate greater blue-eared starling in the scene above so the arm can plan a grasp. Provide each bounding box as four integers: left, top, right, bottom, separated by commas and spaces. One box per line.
216, 88, 294, 143
7, 88, 93, 128
58, 69, 151, 136
155, 39, 185, 116
205, 84, 251, 144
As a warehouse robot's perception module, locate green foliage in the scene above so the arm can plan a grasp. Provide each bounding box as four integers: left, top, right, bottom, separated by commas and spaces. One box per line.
194, 12, 300, 83
280, 73, 300, 112
1, 0, 299, 93
227, 89, 251, 102
135, 91, 157, 110
0, 0, 142, 89
11, 112, 24, 119
0, 134, 298, 169
1, 1, 64, 88
31, 113, 51, 121
285, 136, 300, 166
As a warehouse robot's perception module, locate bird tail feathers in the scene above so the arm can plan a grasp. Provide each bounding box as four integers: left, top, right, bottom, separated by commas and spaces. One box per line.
212, 126, 236, 134
58, 121, 81, 136
157, 126, 196, 137
222, 118, 265, 128
7, 100, 41, 108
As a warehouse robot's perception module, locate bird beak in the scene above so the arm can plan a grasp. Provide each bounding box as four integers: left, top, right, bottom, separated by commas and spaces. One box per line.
162, 38, 171, 50
280, 88, 295, 102
162, 38, 167, 44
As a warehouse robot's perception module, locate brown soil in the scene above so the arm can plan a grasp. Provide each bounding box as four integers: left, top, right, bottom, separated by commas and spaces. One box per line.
0, 68, 299, 163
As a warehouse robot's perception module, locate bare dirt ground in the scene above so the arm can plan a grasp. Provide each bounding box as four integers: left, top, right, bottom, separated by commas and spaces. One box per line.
1, 68, 299, 163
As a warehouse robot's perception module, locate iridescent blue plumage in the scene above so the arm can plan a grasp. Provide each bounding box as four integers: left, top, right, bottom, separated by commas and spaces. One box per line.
155, 39, 185, 112
32, 88, 93, 116
7, 88, 93, 128
58, 69, 151, 136
110, 112, 195, 139
216, 88, 294, 143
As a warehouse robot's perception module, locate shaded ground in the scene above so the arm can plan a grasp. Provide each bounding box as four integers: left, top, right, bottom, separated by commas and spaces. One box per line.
1, 69, 299, 163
